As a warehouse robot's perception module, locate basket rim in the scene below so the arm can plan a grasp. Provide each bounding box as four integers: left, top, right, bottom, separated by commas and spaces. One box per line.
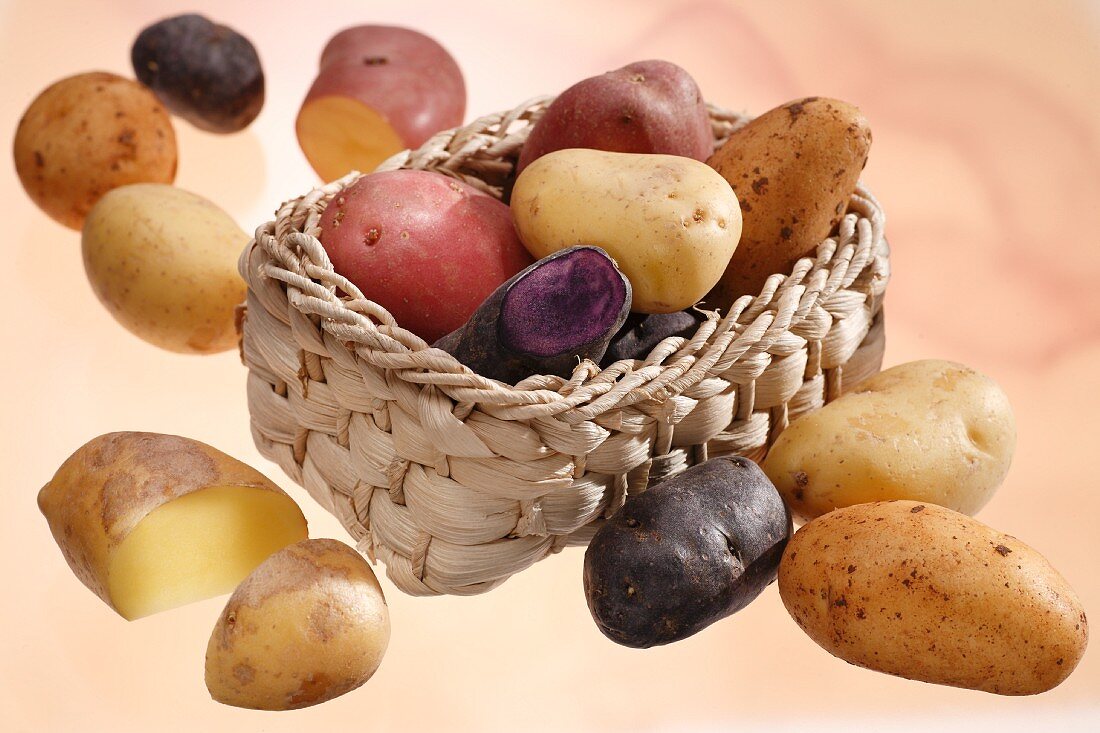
242, 97, 888, 423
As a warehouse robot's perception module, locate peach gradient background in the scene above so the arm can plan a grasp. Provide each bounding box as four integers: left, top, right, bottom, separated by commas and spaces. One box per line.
2, 1, 1099, 731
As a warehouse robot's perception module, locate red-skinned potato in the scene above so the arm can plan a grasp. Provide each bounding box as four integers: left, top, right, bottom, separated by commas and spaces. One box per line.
319, 170, 534, 343
296, 25, 465, 182
517, 60, 712, 175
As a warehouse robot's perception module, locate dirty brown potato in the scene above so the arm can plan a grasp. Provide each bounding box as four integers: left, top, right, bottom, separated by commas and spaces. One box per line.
13, 72, 178, 229
205, 539, 391, 710
779, 501, 1089, 695
37, 432, 308, 620
705, 97, 871, 305
584, 457, 791, 647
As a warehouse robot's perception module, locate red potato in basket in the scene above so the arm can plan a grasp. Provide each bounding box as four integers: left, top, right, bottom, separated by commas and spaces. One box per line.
517, 59, 713, 175
296, 25, 466, 182
318, 169, 534, 343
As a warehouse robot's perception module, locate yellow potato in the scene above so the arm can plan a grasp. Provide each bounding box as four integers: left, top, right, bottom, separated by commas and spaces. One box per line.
763, 360, 1015, 521
14, 71, 177, 230
82, 183, 248, 354
511, 149, 741, 313
206, 539, 390, 710
779, 501, 1088, 695
38, 432, 308, 620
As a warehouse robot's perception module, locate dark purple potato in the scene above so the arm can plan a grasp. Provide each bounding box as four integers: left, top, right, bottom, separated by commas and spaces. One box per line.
584, 457, 791, 648
601, 310, 705, 366
434, 246, 631, 384
132, 14, 264, 133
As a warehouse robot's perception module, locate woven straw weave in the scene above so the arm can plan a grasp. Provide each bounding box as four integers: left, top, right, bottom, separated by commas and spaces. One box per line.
239, 97, 890, 596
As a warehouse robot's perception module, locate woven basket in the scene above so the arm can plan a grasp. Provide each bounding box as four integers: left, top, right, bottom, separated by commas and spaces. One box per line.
239, 96, 890, 596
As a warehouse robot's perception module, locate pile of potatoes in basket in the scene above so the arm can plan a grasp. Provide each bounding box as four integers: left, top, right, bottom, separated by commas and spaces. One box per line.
16, 13, 1088, 712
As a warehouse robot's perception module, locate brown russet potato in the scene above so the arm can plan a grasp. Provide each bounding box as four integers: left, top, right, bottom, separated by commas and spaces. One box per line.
705, 97, 871, 305
779, 501, 1088, 695
205, 539, 391, 710
13, 71, 178, 229
296, 25, 465, 182
516, 59, 712, 174
37, 432, 308, 620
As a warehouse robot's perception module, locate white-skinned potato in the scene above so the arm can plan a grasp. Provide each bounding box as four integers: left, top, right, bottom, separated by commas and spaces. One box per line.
763, 360, 1016, 522
511, 149, 741, 313
82, 183, 248, 354
779, 501, 1088, 695
205, 539, 390, 710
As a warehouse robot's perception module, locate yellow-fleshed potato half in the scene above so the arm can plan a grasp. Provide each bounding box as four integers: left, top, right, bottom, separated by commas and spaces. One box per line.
37, 432, 308, 620
779, 501, 1088, 695
205, 538, 390, 710
13, 71, 177, 230
511, 149, 741, 313
82, 184, 249, 354
763, 360, 1015, 522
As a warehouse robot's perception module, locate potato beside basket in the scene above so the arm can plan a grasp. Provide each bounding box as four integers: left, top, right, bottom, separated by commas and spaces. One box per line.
238, 97, 890, 596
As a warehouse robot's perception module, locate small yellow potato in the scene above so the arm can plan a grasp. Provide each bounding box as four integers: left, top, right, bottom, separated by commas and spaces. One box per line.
763, 360, 1016, 522
38, 432, 308, 620
511, 149, 741, 313
779, 501, 1088, 695
13, 71, 177, 230
205, 539, 390, 710
82, 183, 248, 354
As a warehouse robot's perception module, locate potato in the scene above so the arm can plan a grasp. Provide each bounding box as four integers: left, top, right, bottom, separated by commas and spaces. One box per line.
82, 183, 248, 354
132, 14, 264, 133
37, 432, 308, 620
763, 360, 1016, 522
435, 246, 631, 383
296, 25, 465, 181
779, 501, 1088, 695
584, 457, 791, 647
319, 169, 533, 343
705, 97, 871, 305
511, 149, 741, 313
205, 538, 390, 710
13, 72, 178, 230
601, 310, 704, 366
516, 59, 712, 175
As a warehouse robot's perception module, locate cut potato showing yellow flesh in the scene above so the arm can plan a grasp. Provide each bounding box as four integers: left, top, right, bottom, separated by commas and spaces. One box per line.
38, 432, 308, 619
108, 486, 308, 620
296, 95, 405, 182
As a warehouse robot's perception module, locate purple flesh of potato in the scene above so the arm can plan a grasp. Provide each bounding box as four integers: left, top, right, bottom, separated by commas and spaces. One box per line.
434, 246, 631, 384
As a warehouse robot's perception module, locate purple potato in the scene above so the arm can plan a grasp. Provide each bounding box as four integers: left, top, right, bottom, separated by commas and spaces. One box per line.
584, 456, 791, 648
434, 246, 631, 384
132, 14, 264, 133
601, 310, 705, 366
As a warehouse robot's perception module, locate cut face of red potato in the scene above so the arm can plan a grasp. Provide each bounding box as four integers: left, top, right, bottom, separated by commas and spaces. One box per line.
296, 25, 465, 182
